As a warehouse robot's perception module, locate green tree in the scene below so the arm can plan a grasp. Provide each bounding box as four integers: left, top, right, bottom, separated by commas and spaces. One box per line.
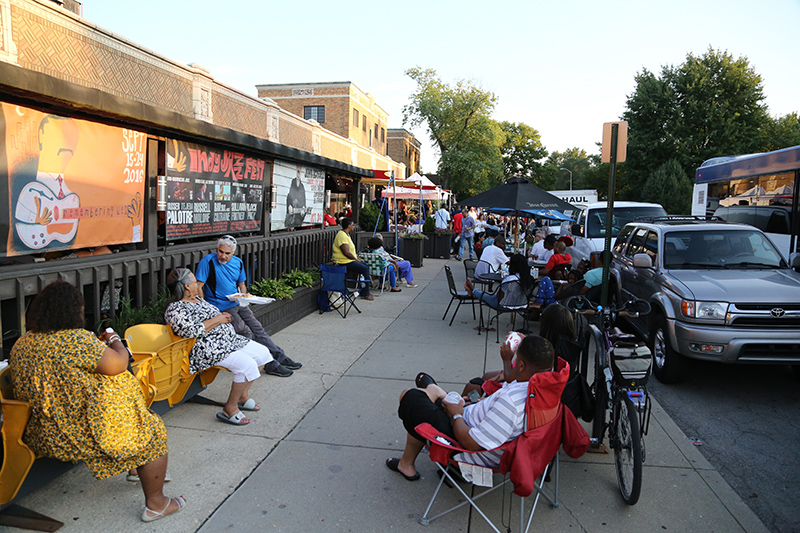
623, 48, 771, 199
640, 159, 693, 214
403, 67, 504, 198
760, 112, 800, 152
545, 148, 592, 190
498, 121, 548, 184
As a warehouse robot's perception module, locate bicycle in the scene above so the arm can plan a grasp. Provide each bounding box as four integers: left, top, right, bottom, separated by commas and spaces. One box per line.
564, 295, 653, 505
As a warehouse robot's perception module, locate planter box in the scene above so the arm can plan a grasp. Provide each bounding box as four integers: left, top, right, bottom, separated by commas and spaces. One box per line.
425, 233, 452, 259
402, 238, 425, 267
251, 283, 321, 335
423, 233, 436, 257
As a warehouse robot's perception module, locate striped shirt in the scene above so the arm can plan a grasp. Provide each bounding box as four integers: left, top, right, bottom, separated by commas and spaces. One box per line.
455, 380, 528, 467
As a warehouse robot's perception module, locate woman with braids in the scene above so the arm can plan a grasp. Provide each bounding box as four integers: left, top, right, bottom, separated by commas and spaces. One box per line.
10, 280, 185, 522
164, 268, 273, 426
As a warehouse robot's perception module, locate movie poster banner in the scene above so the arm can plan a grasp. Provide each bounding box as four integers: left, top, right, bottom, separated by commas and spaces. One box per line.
0, 103, 146, 257
270, 159, 324, 232
165, 140, 266, 240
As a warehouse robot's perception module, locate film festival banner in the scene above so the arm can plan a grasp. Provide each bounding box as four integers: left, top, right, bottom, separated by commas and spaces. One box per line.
270, 159, 324, 232
0, 103, 146, 257
165, 140, 266, 240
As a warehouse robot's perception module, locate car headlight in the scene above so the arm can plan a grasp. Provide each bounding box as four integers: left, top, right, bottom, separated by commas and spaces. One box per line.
681, 301, 728, 320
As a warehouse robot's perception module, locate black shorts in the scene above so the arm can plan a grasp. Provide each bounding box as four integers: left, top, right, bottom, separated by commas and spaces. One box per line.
398, 389, 456, 443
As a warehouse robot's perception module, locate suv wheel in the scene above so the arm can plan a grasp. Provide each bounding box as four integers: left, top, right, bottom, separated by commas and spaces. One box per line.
650, 314, 684, 384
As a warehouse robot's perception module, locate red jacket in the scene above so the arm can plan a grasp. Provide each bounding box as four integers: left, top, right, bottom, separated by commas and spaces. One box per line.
453, 213, 463, 234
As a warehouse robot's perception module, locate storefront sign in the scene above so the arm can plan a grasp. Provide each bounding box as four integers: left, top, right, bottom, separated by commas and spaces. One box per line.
165, 140, 266, 240
0, 103, 146, 256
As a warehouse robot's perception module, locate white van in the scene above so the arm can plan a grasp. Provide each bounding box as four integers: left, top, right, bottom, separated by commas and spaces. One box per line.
565, 201, 667, 265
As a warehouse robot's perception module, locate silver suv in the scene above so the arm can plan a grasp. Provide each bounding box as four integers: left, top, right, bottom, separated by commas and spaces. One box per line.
608, 217, 800, 383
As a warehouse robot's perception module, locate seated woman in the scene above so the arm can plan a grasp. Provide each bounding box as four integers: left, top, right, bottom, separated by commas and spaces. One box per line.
464, 253, 533, 310
164, 268, 274, 426
331, 217, 373, 300
462, 303, 577, 398
366, 237, 417, 290
10, 280, 185, 522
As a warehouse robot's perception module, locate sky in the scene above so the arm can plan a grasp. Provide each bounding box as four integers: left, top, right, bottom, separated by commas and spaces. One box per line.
85, 0, 800, 174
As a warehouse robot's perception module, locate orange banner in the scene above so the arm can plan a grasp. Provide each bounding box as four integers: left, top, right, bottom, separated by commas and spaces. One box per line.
1, 103, 146, 256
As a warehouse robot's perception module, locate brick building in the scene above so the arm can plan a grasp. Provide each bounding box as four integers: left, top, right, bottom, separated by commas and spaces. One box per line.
256, 82, 390, 156
387, 128, 422, 178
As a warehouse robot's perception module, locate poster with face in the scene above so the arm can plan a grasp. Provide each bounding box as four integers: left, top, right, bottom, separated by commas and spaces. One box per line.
271, 160, 324, 231
164, 139, 267, 240
0, 103, 146, 256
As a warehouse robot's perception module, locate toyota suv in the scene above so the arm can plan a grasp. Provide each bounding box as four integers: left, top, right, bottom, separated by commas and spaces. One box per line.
607, 216, 800, 383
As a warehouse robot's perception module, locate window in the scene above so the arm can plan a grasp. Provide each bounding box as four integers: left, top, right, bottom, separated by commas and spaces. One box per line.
374, 124, 379, 139
381, 128, 385, 142
352, 109, 359, 127
362, 116, 366, 131
304, 106, 325, 123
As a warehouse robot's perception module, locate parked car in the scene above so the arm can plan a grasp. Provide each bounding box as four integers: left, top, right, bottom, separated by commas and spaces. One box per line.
606, 216, 800, 383
565, 201, 667, 267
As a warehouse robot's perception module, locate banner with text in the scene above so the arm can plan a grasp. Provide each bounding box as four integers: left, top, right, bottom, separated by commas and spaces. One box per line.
270, 160, 325, 231
0, 103, 146, 257
165, 139, 267, 240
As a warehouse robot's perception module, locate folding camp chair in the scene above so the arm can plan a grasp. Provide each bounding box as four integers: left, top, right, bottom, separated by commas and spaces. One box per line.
442, 265, 477, 326
414, 358, 590, 533
359, 252, 390, 294
320, 263, 361, 318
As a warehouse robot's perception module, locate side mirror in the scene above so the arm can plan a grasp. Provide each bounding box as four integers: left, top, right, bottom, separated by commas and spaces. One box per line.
790, 253, 800, 269
633, 253, 652, 269
571, 224, 584, 237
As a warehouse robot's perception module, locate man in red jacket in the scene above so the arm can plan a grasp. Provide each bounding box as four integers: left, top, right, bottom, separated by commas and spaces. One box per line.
451, 209, 463, 256
386, 335, 555, 480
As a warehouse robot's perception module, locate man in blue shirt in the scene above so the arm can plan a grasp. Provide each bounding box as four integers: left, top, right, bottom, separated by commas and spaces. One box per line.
196, 235, 301, 377
457, 208, 477, 261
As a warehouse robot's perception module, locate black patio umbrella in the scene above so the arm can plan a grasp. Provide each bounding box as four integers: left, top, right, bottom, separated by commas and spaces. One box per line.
456, 176, 578, 249
456, 176, 577, 213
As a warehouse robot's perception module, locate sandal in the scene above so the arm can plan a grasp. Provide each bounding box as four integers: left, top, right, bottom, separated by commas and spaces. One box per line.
390, 288, 402, 293
216, 411, 250, 425
237, 398, 261, 411
386, 458, 420, 481
141, 495, 186, 522
415, 372, 437, 389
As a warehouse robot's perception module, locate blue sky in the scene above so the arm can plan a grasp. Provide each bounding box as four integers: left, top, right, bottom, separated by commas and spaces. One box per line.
85, 0, 799, 173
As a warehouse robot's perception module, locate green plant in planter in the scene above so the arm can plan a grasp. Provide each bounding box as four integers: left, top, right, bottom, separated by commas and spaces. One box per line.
102, 289, 172, 334
358, 202, 385, 231
400, 230, 428, 239
251, 278, 295, 300
281, 268, 314, 289
422, 215, 436, 233
304, 266, 321, 285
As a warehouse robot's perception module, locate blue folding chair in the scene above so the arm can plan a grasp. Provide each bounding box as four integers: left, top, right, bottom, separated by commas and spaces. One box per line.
320, 264, 361, 318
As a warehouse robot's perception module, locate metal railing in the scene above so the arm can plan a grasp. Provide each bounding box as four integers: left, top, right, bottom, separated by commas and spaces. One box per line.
0, 228, 338, 356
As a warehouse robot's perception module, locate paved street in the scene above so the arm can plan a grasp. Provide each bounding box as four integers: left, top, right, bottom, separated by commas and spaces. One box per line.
650, 360, 800, 533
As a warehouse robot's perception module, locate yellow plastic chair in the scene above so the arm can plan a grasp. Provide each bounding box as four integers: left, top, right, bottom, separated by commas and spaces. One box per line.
0, 365, 37, 505
135, 337, 196, 408
125, 324, 177, 362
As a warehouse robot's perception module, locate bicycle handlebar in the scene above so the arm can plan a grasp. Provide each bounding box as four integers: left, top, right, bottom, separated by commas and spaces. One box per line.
564, 295, 651, 318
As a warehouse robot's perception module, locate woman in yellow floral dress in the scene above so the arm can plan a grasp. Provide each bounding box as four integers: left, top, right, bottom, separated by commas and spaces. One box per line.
10, 280, 186, 522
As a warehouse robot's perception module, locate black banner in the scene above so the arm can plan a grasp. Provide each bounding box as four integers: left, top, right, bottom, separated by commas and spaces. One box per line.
165, 140, 267, 240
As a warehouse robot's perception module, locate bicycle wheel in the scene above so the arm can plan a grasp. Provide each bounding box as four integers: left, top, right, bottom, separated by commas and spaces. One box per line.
613, 393, 643, 505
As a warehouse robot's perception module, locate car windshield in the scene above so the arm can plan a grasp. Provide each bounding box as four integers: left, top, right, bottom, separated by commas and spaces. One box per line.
662, 229, 786, 269
586, 206, 667, 239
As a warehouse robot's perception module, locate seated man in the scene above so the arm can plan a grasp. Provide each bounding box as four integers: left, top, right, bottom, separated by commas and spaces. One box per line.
539, 240, 571, 277
580, 254, 605, 301
530, 234, 556, 265
386, 335, 555, 480
196, 235, 301, 378
366, 237, 417, 290
475, 235, 509, 279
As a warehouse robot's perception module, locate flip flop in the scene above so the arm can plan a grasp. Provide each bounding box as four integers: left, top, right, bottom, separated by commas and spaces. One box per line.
216, 411, 250, 425
415, 372, 437, 389
141, 495, 186, 522
386, 458, 419, 481
390, 288, 402, 292
237, 398, 261, 411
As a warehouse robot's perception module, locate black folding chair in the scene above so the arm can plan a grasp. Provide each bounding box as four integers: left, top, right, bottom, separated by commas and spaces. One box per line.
442, 265, 477, 326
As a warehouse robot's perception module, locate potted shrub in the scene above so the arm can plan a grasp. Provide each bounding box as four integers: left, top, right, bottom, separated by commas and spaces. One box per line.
400, 231, 427, 267
249, 268, 322, 334
432, 227, 453, 259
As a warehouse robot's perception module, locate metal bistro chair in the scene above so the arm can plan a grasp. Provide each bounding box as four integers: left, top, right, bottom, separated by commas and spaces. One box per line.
443, 265, 477, 326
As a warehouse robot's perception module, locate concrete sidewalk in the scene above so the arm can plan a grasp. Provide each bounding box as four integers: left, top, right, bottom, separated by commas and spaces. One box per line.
9, 259, 769, 532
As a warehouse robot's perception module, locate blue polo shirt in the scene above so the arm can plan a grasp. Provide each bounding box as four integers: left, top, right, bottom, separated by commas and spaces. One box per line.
195, 253, 246, 311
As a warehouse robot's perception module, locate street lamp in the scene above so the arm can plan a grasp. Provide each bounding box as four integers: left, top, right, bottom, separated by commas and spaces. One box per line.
559, 167, 573, 190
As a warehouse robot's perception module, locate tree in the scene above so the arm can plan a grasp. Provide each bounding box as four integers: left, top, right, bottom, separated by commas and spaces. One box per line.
498, 121, 548, 184
760, 113, 800, 152
623, 48, 772, 200
545, 148, 592, 190
640, 160, 693, 214
403, 67, 504, 198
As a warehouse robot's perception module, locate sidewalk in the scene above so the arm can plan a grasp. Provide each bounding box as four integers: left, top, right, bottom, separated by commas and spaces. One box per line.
8, 259, 769, 532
